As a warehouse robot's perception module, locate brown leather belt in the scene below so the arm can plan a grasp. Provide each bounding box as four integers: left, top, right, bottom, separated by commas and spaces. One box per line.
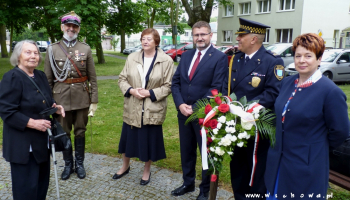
61, 76, 88, 84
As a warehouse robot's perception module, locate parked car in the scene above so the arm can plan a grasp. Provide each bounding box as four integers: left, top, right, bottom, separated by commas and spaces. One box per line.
160, 44, 175, 52
265, 43, 294, 67
165, 42, 193, 62
123, 45, 142, 55
216, 46, 230, 52
36, 41, 48, 52
223, 46, 239, 65
285, 49, 350, 82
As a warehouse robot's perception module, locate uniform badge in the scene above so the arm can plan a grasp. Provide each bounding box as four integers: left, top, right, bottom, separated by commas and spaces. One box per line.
251, 77, 261, 87
81, 60, 84, 66
58, 62, 63, 67
75, 50, 80, 61
80, 53, 85, 56
274, 65, 285, 80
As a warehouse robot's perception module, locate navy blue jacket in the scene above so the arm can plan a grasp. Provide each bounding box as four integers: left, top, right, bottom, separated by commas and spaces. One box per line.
0, 67, 54, 164
222, 45, 284, 109
265, 75, 349, 199
171, 45, 227, 117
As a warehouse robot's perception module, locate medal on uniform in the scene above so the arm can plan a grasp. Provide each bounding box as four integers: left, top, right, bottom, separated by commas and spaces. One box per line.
75, 50, 80, 61
81, 60, 84, 66
251, 77, 261, 87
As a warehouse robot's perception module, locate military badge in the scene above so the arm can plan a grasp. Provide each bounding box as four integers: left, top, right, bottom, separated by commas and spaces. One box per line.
80, 53, 85, 56
75, 50, 80, 61
274, 65, 285, 80
251, 77, 261, 87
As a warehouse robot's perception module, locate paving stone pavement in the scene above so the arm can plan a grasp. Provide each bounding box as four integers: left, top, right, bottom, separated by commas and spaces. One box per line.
0, 149, 234, 200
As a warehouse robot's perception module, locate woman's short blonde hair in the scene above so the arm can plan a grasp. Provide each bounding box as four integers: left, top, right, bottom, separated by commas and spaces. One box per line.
292, 33, 325, 59
10, 40, 43, 67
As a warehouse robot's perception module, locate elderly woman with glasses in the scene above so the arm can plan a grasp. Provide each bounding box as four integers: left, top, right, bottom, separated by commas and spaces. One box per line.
113, 28, 174, 186
0, 40, 65, 200
264, 33, 349, 200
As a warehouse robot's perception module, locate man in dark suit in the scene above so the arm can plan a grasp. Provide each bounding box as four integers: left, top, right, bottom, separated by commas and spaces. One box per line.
222, 18, 284, 200
171, 21, 227, 200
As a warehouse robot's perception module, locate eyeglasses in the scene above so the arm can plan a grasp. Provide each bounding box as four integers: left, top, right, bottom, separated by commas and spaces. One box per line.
193, 32, 211, 38
24, 51, 39, 57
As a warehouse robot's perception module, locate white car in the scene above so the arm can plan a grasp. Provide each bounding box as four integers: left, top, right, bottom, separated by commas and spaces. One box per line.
36, 41, 48, 52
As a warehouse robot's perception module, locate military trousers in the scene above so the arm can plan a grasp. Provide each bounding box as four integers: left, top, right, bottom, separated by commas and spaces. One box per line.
58, 107, 89, 139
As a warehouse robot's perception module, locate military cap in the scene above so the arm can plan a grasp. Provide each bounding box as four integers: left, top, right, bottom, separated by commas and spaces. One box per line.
236, 18, 270, 35
59, 11, 81, 27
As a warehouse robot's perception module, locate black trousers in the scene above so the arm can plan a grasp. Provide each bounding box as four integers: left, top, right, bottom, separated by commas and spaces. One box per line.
10, 152, 50, 200
178, 114, 210, 193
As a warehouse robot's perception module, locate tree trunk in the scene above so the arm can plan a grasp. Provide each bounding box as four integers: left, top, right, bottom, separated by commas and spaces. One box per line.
170, 0, 175, 44
181, 0, 213, 27
120, 29, 125, 53
0, 24, 9, 58
10, 22, 13, 53
149, 8, 156, 28
95, 42, 105, 64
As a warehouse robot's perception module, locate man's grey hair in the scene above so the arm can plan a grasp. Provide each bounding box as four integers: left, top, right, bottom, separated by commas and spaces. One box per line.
251, 34, 265, 44
10, 40, 42, 67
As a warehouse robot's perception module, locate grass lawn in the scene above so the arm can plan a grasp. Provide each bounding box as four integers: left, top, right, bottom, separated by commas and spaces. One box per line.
0, 54, 349, 195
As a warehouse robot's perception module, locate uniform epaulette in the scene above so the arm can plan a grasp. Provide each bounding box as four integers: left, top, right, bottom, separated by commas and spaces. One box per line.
267, 50, 281, 58
50, 41, 60, 46
81, 42, 90, 46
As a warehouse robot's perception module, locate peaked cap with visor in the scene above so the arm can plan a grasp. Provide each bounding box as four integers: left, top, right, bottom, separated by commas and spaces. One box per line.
236, 18, 270, 35
59, 11, 81, 27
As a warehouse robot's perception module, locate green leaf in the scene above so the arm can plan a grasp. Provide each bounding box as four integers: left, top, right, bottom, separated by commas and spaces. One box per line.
239, 96, 247, 105
229, 92, 237, 101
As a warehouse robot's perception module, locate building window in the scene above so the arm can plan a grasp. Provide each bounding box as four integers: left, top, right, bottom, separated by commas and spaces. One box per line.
264, 29, 270, 43
276, 29, 293, 43
258, 0, 271, 13
223, 30, 233, 42
185, 32, 189, 36
240, 2, 251, 15
279, 0, 295, 11
224, 5, 234, 16
163, 31, 166, 36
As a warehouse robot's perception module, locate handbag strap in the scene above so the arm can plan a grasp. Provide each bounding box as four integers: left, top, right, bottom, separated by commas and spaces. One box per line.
57, 42, 83, 77
15, 67, 51, 107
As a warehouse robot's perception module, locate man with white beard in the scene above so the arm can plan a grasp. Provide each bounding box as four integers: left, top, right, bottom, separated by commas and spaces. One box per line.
44, 11, 98, 180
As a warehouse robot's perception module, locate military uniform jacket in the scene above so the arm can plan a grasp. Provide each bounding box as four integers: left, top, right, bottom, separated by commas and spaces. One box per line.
222, 45, 284, 109
44, 39, 98, 111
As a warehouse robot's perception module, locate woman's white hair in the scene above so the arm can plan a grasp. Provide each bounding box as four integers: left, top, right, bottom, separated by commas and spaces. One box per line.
10, 40, 42, 67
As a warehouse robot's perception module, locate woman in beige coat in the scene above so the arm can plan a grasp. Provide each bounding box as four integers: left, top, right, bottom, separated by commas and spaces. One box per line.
114, 28, 174, 185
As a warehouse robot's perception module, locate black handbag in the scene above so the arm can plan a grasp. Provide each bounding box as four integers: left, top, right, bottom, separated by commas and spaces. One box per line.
16, 67, 72, 152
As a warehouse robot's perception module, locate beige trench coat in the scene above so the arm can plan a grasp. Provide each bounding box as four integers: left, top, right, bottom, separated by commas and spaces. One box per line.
118, 48, 174, 128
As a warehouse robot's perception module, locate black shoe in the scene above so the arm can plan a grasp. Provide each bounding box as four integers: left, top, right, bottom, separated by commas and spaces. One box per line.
171, 184, 195, 196
75, 137, 86, 179
196, 192, 209, 200
112, 166, 130, 179
140, 172, 151, 185
61, 145, 74, 180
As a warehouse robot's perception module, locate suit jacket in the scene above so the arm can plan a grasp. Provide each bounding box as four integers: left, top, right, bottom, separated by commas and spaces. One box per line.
44, 39, 98, 111
265, 75, 349, 200
0, 67, 54, 164
171, 45, 227, 117
222, 45, 284, 109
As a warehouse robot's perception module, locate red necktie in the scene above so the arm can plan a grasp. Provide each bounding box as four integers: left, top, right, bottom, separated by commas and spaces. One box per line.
189, 52, 201, 80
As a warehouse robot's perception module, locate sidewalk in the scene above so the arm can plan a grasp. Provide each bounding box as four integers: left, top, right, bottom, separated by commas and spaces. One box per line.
0, 149, 234, 200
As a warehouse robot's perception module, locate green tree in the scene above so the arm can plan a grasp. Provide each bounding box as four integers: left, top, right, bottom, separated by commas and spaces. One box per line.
105, 0, 145, 53
111, 37, 119, 51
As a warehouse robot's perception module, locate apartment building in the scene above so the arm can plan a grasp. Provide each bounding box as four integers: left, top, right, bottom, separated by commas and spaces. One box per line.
217, 0, 350, 48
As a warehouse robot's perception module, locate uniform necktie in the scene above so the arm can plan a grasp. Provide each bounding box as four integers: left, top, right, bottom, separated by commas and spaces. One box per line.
245, 56, 250, 65
189, 52, 201, 80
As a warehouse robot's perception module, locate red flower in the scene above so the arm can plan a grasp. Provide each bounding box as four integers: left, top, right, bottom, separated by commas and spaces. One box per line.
205, 129, 208, 134
204, 121, 211, 128
204, 104, 212, 114
215, 96, 222, 105
207, 137, 213, 146
211, 89, 219, 96
210, 119, 218, 129
218, 104, 230, 113
211, 174, 218, 182
198, 118, 204, 125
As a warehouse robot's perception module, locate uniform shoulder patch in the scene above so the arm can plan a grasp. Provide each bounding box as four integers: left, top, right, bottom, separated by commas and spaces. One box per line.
274, 65, 285, 81
267, 50, 281, 58
50, 41, 60, 46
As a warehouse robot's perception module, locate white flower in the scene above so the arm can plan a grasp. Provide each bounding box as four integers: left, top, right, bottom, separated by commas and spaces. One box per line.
237, 142, 244, 147
213, 128, 219, 135
226, 120, 235, 126
238, 131, 248, 139
220, 137, 231, 146
214, 157, 218, 161
210, 147, 215, 152
228, 134, 237, 142
245, 133, 251, 139
216, 123, 222, 129
227, 151, 233, 155
218, 116, 226, 123
254, 113, 260, 119
212, 136, 216, 140
241, 119, 254, 130
225, 126, 232, 133
215, 147, 225, 156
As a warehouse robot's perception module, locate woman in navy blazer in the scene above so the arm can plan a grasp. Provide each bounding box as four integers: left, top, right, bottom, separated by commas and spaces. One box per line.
264, 33, 349, 200
0, 40, 65, 200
